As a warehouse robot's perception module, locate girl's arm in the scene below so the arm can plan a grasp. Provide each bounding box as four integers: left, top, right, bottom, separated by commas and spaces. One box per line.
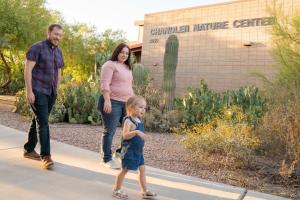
122, 119, 143, 140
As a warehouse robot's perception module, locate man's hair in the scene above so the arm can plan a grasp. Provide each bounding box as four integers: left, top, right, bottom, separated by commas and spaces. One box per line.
48, 24, 63, 32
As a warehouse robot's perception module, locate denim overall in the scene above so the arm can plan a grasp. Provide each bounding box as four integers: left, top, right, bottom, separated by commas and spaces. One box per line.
121, 116, 145, 170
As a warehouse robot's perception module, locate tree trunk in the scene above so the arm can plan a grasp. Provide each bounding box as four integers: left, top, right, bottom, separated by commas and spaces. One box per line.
0, 50, 11, 89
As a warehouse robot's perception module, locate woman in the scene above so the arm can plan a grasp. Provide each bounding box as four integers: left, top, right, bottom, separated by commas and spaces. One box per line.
98, 43, 134, 169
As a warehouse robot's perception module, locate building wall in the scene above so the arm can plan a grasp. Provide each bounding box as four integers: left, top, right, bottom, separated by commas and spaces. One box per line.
141, 0, 300, 95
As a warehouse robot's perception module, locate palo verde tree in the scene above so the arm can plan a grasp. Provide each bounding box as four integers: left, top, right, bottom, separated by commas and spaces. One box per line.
95, 29, 127, 75
270, 2, 300, 97
0, 0, 52, 91
257, 2, 300, 178
60, 23, 102, 81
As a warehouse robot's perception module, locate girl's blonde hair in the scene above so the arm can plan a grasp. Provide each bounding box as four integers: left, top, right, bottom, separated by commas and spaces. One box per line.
126, 96, 146, 115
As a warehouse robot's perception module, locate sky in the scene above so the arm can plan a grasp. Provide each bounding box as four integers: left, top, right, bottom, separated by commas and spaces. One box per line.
46, 0, 233, 41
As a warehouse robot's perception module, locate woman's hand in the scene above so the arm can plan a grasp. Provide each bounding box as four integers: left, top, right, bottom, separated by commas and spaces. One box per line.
103, 99, 112, 113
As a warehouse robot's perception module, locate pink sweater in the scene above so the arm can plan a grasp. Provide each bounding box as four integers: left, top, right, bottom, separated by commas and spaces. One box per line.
100, 60, 134, 102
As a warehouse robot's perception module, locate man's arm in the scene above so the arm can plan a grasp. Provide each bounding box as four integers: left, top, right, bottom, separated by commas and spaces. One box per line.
57, 68, 61, 89
24, 59, 36, 104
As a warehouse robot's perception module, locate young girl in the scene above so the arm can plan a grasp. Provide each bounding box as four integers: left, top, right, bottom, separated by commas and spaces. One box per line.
112, 96, 157, 200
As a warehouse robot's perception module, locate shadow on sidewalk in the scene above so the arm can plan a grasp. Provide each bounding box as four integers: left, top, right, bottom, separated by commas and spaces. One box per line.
0, 157, 239, 200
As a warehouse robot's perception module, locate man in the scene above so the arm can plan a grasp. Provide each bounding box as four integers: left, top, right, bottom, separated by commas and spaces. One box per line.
23, 24, 64, 169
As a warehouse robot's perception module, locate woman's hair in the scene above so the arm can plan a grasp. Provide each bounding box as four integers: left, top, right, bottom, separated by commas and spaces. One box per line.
126, 96, 146, 115
110, 43, 132, 70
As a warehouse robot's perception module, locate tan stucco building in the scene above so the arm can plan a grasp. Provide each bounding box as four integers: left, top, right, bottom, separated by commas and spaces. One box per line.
133, 0, 300, 95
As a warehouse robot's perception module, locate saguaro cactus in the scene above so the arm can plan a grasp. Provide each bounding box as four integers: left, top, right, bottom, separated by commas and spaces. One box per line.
163, 34, 179, 111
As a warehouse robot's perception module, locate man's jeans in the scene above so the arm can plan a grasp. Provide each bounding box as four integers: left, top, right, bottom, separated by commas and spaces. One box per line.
24, 90, 56, 157
98, 95, 126, 163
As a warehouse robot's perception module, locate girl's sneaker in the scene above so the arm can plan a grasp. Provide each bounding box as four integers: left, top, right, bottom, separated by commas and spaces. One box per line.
142, 190, 157, 199
112, 189, 128, 199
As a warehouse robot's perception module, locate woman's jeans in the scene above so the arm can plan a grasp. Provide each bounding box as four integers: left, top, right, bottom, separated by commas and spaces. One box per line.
24, 89, 56, 157
98, 95, 126, 163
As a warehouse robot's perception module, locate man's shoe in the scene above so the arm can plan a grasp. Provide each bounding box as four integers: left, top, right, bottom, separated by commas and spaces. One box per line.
102, 160, 121, 169
23, 150, 40, 161
41, 156, 54, 169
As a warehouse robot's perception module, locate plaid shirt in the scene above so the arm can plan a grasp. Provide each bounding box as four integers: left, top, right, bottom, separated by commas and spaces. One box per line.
26, 39, 64, 96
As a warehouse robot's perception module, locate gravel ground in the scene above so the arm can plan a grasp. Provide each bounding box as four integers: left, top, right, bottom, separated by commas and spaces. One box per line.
0, 103, 299, 199
0, 104, 191, 175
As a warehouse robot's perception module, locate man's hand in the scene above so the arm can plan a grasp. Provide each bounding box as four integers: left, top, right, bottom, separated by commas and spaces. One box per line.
26, 90, 35, 105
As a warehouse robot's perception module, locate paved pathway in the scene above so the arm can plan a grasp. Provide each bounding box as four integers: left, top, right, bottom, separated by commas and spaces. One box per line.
0, 125, 290, 200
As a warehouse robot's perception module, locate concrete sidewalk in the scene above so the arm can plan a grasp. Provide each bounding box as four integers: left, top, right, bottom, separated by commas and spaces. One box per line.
0, 125, 290, 200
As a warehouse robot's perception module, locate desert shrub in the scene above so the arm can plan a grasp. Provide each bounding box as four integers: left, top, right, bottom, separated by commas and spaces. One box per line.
133, 64, 183, 132
256, 97, 300, 177
132, 63, 150, 91
174, 80, 223, 126
144, 108, 183, 132
15, 77, 102, 125
48, 101, 67, 123
14, 89, 32, 117
175, 81, 267, 126
174, 106, 260, 164
59, 78, 101, 125
223, 86, 267, 125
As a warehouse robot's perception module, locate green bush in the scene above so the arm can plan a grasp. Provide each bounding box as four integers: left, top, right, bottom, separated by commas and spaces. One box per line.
144, 108, 183, 133
175, 81, 267, 126
132, 63, 150, 90
0, 60, 24, 95
139, 82, 183, 132
223, 86, 267, 125
8, 62, 25, 94
59, 78, 101, 125
49, 101, 66, 123
15, 77, 102, 125
174, 80, 224, 125
14, 89, 32, 117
